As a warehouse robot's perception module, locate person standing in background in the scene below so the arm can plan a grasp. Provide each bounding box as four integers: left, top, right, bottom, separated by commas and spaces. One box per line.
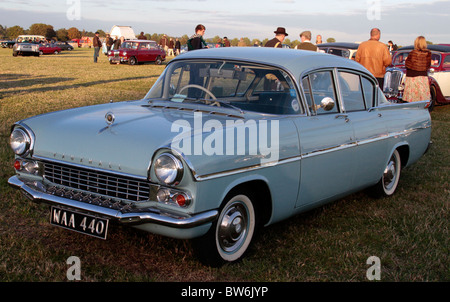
264, 27, 288, 48
297, 31, 318, 51
355, 28, 392, 88
187, 24, 208, 51
403, 36, 431, 102
316, 35, 323, 45
175, 38, 181, 55
93, 31, 102, 63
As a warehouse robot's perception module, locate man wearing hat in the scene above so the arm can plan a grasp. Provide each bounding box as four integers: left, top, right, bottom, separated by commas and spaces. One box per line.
264, 27, 288, 48
93, 31, 102, 63
297, 31, 318, 51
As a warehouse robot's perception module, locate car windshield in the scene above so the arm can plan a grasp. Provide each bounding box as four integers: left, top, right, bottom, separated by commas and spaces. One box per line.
144, 60, 303, 115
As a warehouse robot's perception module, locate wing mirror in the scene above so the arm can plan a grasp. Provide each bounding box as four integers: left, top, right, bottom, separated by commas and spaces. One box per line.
320, 97, 335, 111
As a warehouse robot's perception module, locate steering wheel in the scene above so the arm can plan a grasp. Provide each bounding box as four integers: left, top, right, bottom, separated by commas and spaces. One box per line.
178, 84, 218, 105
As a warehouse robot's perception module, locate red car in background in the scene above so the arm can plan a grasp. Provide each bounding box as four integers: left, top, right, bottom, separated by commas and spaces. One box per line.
39, 44, 62, 55
108, 40, 166, 65
383, 44, 450, 110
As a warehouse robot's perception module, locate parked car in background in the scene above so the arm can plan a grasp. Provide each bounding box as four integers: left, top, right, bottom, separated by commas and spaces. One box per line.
1, 40, 16, 48
39, 44, 62, 55
384, 44, 450, 110
8, 47, 431, 266
54, 41, 74, 51
108, 40, 166, 65
317, 42, 360, 60
80, 37, 93, 48
12, 42, 40, 56
69, 39, 81, 48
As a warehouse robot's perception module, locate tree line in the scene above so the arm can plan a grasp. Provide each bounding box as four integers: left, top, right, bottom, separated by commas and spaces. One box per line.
0, 23, 338, 48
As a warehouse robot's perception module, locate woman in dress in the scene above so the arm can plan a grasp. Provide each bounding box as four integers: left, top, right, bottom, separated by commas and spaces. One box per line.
403, 36, 432, 102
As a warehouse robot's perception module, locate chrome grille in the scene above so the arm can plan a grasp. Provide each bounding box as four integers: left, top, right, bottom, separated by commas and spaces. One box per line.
383, 69, 404, 97
43, 161, 150, 202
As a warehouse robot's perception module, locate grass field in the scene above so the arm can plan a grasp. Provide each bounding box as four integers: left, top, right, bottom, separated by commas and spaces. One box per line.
0, 47, 448, 282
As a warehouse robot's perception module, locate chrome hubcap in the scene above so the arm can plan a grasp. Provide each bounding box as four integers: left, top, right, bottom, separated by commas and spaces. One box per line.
218, 203, 248, 253
383, 156, 397, 191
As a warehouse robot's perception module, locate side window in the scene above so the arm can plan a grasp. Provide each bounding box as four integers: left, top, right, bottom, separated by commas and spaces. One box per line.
337, 71, 366, 112
393, 52, 408, 65
431, 53, 441, 67
361, 77, 375, 108
303, 71, 338, 115
443, 55, 450, 67
329, 48, 350, 58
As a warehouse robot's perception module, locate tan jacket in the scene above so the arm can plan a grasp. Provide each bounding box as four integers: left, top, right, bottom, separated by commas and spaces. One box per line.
355, 39, 391, 78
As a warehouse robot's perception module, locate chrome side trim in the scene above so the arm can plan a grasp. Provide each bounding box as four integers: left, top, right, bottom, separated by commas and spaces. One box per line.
193, 126, 430, 181
301, 142, 356, 159
8, 176, 218, 229
195, 155, 302, 181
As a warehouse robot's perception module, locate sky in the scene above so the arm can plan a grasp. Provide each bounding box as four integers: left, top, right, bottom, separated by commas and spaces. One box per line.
1, 0, 449, 45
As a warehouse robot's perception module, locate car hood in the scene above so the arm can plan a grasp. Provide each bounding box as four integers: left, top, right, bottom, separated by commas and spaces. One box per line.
21, 100, 299, 179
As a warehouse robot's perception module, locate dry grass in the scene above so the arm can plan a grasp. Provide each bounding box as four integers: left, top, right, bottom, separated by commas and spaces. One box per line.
0, 47, 448, 282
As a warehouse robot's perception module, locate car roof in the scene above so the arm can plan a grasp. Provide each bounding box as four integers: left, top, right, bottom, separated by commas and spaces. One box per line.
125, 39, 157, 43
172, 47, 370, 78
397, 44, 450, 53
317, 42, 360, 49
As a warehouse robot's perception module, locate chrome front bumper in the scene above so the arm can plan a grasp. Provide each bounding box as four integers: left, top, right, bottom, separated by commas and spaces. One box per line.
8, 175, 218, 229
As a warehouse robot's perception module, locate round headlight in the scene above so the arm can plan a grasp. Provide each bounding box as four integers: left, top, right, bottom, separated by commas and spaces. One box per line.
154, 153, 183, 185
10, 128, 31, 155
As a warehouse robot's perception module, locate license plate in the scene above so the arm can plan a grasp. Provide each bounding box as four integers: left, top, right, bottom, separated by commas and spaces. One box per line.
50, 207, 109, 239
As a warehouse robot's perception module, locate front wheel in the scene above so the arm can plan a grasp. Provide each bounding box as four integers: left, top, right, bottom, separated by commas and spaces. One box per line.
193, 192, 257, 267
128, 56, 137, 65
370, 150, 402, 197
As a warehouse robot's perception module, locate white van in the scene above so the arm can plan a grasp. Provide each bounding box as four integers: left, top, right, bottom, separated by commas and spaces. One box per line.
17, 35, 46, 43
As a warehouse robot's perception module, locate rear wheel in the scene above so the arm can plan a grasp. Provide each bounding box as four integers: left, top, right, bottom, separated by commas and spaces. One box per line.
193, 191, 257, 267
154, 56, 162, 65
370, 150, 402, 197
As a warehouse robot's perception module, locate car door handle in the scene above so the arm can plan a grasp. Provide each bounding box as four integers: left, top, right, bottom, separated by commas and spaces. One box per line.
335, 114, 350, 122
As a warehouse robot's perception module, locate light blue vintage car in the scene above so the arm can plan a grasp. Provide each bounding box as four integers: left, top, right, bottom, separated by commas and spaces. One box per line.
9, 47, 431, 266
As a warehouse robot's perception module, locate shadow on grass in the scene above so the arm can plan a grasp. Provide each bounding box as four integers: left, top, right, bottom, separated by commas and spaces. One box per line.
0, 76, 75, 89
0, 75, 157, 98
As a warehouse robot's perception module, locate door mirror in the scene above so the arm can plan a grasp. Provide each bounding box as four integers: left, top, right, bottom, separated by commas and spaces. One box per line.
320, 97, 335, 111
